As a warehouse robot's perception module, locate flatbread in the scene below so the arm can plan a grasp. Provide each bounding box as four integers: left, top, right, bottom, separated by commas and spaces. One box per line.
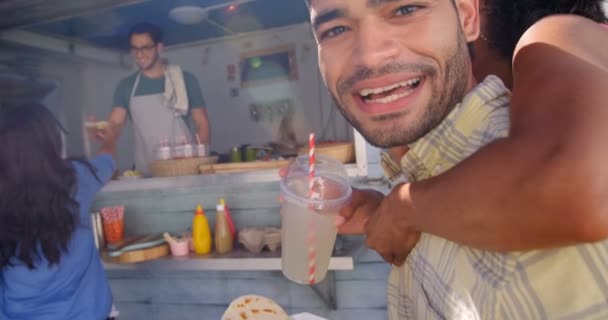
222, 295, 289, 320
84, 121, 109, 130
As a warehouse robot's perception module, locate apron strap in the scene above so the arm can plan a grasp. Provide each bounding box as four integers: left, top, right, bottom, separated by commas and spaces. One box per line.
129, 73, 152, 169
130, 72, 141, 99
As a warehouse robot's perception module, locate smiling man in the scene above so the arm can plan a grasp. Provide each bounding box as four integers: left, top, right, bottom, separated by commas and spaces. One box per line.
313, 0, 474, 149
96, 22, 210, 176
307, 0, 608, 319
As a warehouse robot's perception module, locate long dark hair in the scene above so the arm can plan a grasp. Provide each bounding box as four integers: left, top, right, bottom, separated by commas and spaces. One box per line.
486, 0, 608, 60
0, 103, 80, 270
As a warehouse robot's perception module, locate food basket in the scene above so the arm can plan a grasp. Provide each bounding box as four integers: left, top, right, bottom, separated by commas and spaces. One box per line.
298, 141, 355, 163
150, 156, 218, 177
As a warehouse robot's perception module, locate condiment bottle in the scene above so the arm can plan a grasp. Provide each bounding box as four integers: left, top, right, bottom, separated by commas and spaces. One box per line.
215, 200, 233, 254
196, 144, 207, 157
230, 147, 242, 162
157, 137, 171, 160
220, 198, 237, 241
183, 136, 194, 158
173, 136, 185, 159
192, 204, 212, 255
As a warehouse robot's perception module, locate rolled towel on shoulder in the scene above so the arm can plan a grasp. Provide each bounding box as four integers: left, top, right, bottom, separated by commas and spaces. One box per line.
164, 64, 189, 117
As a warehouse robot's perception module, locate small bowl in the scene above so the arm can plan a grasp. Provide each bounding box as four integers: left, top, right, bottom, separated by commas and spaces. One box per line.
263, 228, 282, 252
239, 229, 266, 253
169, 240, 190, 256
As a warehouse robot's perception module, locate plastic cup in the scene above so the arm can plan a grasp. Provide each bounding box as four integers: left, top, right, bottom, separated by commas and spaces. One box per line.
169, 240, 190, 257
280, 155, 352, 284
100, 206, 125, 246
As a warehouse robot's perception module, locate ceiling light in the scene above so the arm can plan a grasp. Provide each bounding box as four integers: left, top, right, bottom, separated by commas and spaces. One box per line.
169, 6, 208, 25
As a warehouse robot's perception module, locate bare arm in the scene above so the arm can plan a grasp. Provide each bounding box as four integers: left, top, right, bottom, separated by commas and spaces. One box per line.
402, 15, 608, 251
191, 108, 210, 144
107, 107, 127, 137
97, 107, 127, 157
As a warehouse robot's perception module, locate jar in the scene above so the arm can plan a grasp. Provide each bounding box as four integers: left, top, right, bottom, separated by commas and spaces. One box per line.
196, 144, 207, 157
230, 147, 242, 162
173, 136, 185, 159
184, 142, 194, 158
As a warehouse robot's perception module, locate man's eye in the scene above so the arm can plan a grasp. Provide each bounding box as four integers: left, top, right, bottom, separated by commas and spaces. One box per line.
320, 26, 349, 40
395, 5, 422, 16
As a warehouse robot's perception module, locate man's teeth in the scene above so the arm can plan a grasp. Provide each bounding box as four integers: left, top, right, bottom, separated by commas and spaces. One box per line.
367, 90, 413, 104
359, 78, 421, 97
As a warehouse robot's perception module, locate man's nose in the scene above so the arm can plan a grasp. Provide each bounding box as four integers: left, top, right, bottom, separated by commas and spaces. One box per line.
353, 20, 400, 69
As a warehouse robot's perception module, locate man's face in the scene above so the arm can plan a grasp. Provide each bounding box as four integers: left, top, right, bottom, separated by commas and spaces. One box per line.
130, 33, 162, 71
310, 0, 480, 148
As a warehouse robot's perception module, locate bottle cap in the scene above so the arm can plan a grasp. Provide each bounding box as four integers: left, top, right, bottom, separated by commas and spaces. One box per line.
196, 204, 205, 215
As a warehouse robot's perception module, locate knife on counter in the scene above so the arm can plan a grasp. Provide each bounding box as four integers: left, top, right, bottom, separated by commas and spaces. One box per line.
106, 233, 167, 257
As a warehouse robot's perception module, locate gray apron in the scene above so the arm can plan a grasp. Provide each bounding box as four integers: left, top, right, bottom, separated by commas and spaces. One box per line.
129, 72, 190, 176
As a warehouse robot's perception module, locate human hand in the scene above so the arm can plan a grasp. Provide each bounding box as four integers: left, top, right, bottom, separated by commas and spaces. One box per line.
334, 188, 384, 235
94, 126, 108, 141
85, 116, 110, 141
100, 122, 119, 143
98, 122, 119, 155
364, 183, 421, 266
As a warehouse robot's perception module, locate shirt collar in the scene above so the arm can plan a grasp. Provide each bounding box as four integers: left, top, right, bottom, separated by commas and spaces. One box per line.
400, 75, 510, 181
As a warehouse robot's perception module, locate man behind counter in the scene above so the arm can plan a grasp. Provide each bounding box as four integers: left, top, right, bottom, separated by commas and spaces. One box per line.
96, 22, 210, 176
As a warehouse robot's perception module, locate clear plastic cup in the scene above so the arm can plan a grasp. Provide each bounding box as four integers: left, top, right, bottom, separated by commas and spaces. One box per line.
100, 206, 125, 245
280, 155, 352, 284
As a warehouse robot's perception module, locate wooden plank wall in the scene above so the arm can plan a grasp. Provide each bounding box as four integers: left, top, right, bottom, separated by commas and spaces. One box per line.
93, 179, 391, 319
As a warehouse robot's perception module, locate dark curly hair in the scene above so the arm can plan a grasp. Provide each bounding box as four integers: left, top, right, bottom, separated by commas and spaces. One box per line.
485, 0, 607, 59
129, 22, 163, 44
0, 103, 94, 270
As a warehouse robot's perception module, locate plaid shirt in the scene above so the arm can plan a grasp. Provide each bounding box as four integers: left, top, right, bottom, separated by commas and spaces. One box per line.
387, 76, 608, 320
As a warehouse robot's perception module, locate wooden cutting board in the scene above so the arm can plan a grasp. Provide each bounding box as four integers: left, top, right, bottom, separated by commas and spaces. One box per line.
103, 234, 170, 264
200, 159, 291, 174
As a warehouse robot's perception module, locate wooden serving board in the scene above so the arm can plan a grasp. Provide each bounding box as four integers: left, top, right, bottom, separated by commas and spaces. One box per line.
103, 244, 169, 264
102, 234, 170, 264
200, 159, 291, 174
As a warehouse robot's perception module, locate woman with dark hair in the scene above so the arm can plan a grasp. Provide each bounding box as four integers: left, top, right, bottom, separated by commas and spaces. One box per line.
0, 103, 118, 319
473, 0, 608, 88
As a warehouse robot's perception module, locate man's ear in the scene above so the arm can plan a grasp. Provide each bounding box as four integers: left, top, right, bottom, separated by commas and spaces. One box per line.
157, 42, 165, 55
455, 0, 480, 42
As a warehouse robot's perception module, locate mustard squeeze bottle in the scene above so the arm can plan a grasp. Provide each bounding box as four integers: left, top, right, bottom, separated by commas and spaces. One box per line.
214, 201, 233, 254
192, 204, 212, 255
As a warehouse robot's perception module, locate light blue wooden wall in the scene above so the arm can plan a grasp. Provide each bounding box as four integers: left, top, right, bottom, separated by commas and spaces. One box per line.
93, 178, 391, 319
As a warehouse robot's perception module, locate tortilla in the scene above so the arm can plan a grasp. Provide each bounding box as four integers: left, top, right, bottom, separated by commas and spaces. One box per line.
84, 121, 109, 130
221, 295, 289, 320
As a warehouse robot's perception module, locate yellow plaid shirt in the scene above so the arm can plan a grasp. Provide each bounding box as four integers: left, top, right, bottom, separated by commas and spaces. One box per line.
387, 76, 608, 319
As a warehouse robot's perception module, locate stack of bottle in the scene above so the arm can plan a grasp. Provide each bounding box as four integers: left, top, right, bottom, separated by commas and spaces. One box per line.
156, 135, 207, 160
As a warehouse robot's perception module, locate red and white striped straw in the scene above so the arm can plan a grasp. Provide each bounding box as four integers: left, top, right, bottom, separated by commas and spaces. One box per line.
307, 229, 316, 284
309, 133, 316, 193
307, 133, 317, 284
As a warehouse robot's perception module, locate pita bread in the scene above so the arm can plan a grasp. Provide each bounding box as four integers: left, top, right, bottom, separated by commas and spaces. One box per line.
222, 295, 289, 320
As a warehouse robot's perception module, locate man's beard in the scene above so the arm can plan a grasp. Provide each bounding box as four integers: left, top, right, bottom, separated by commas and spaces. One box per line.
331, 31, 471, 148
138, 53, 159, 71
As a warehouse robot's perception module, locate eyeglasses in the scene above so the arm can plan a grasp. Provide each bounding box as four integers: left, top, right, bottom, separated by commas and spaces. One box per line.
130, 44, 156, 54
